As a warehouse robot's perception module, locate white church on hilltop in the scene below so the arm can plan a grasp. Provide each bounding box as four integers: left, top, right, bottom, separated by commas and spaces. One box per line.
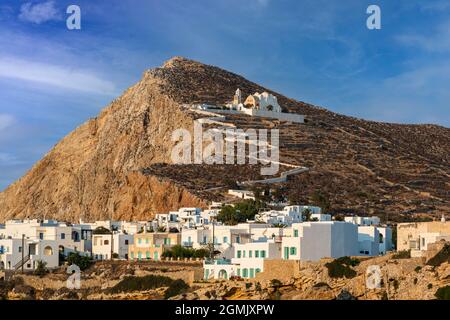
225, 88, 304, 123
229, 88, 282, 113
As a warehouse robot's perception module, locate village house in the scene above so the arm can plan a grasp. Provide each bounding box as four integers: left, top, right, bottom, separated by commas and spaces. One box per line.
344, 215, 393, 254
397, 217, 449, 257
281, 221, 359, 261
128, 231, 181, 261
0, 238, 59, 271
92, 231, 134, 260
203, 238, 282, 280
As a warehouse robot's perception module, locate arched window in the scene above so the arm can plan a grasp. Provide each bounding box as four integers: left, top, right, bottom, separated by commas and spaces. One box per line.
44, 246, 53, 256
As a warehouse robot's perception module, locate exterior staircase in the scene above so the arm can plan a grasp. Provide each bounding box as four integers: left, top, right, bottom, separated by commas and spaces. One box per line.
13, 254, 30, 271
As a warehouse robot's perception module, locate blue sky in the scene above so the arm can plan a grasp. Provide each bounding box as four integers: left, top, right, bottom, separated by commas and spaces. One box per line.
0, 0, 449, 190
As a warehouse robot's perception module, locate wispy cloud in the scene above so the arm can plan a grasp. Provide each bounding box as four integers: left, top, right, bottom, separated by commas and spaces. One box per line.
396, 21, 450, 53
18, 1, 61, 24
0, 56, 116, 94
0, 114, 15, 132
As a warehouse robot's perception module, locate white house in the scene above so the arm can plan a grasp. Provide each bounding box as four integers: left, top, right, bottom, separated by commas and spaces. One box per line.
255, 205, 304, 226
0, 238, 59, 271
92, 231, 133, 260
203, 238, 282, 280
357, 226, 380, 256
228, 189, 255, 200
282, 222, 359, 261
310, 213, 332, 221
344, 216, 381, 226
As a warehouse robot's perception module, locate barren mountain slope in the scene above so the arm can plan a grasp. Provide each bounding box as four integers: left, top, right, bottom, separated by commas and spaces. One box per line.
0, 56, 448, 222
0, 68, 206, 222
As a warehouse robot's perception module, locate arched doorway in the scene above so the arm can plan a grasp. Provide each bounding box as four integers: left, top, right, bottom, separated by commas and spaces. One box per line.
218, 269, 228, 280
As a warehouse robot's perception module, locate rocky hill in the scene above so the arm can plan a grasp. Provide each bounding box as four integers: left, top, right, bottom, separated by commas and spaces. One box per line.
0, 56, 448, 222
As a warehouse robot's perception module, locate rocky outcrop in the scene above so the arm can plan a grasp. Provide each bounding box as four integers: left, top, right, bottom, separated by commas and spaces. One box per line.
0, 67, 207, 222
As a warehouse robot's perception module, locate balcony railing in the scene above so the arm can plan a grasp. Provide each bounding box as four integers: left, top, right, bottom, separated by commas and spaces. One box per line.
204, 258, 231, 265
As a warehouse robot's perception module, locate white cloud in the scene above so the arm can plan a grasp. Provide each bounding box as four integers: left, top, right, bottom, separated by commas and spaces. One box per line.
0, 56, 116, 95
396, 21, 450, 53
256, 0, 270, 6
0, 114, 15, 132
18, 1, 61, 24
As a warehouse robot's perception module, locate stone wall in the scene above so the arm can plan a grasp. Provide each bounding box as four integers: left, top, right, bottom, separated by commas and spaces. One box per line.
255, 259, 301, 282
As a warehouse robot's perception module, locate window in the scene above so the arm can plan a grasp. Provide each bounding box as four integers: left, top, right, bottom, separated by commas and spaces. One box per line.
250, 268, 255, 278
237, 250, 242, 258
260, 250, 266, 258
255, 251, 259, 258
243, 251, 246, 258
146, 251, 150, 259
18, 246, 22, 253
125, 239, 129, 245
44, 246, 53, 256
104, 240, 109, 245
39, 233, 44, 240
138, 238, 142, 244
204, 269, 209, 279
255, 268, 261, 274
237, 269, 241, 277
249, 250, 252, 258
61, 233, 65, 240
236, 236, 240, 244
290, 247, 297, 255
422, 238, 425, 247
223, 236, 228, 243
242, 268, 248, 278
294, 230, 299, 237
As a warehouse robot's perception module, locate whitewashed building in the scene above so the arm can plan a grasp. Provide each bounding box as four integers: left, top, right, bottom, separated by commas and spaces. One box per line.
92, 231, 134, 260
282, 222, 359, 261
0, 238, 59, 271
203, 238, 282, 280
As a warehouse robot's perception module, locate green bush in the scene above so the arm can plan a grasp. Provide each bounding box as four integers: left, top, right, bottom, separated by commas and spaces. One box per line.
67, 252, 92, 271
435, 286, 450, 300
216, 200, 265, 225
270, 279, 282, 288
110, 275, 174, 293
34, 260, 48, 277
325, 257, 359, 279
162, 245, 209, 259
164, 279, 189, 299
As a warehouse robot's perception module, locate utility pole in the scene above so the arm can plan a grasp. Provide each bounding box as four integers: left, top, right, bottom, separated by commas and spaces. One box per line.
210, 217, 215, 260
110, 220, 114, 261
21, 234, 25, 274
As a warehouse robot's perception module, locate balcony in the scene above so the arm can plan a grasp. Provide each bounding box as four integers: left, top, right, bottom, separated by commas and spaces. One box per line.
204, 258, 232, 265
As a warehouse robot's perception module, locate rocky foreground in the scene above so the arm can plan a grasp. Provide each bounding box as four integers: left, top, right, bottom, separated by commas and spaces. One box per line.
1, 243, 449, 300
